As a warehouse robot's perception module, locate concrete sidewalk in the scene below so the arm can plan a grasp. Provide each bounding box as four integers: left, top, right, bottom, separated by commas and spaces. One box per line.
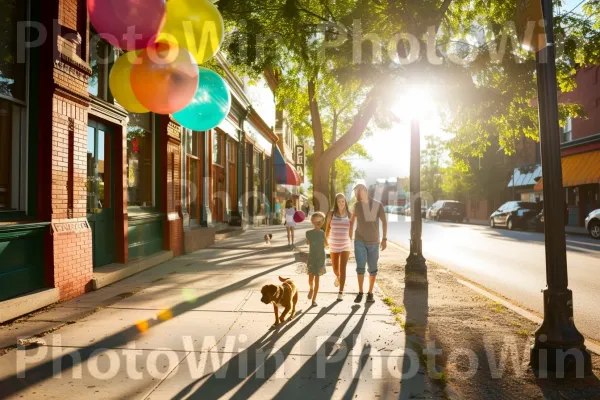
0, 224, 432, 399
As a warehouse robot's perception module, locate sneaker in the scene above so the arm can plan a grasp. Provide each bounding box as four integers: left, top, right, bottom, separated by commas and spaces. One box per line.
334, 277, 340, 287
366, 293, 375, 303
312, 301, 318, 307
337, 293, 343, 301
307, 290, 313, 299
354, 293, 364, 303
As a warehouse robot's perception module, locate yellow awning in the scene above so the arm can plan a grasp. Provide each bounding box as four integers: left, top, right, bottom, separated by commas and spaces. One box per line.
534, 150, 600, 191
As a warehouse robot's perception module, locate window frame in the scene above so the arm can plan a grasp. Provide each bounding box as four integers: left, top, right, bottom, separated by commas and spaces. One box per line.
126, 113, 157, 213
186, 130, 202, 225
561, 117, 573, 143
0, 0, 30, 219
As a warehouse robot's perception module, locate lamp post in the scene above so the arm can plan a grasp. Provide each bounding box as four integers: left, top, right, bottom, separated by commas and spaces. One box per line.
529, 0, 591, 375
406, 118, 427, 284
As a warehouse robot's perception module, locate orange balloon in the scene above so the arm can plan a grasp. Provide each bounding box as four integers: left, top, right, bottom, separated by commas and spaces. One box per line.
130, 42, 199, 115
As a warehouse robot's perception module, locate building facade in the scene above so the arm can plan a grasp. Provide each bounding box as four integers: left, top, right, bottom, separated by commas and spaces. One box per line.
0, 0, 279, 321
534, 65, 600, 226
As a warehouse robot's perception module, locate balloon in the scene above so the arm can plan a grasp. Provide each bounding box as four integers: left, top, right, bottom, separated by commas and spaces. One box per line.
88, 0, 166, 51
158, 0, 224, 64
130, 42, 199, 115
294, 211, 306, 223
173, 68, 231, 131
109, 52, 149, 113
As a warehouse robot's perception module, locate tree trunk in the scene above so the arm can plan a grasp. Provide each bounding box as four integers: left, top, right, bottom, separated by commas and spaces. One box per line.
313, 161, 332, 212
330, 112, 338, 205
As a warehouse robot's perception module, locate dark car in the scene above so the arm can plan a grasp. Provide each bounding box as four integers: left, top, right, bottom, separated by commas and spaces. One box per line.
489, 201, 541, 230
421, 207, 427, 218
531, 201, 569, 232
429, 200, 467, 222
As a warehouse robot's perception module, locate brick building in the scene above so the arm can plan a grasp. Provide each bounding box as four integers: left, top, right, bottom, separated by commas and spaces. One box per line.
0, 0, 279, 321
534, 65, 600, 226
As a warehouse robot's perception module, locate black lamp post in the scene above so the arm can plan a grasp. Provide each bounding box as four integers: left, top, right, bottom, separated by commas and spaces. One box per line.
406, 118, 427, 284
529, 0, 591, 375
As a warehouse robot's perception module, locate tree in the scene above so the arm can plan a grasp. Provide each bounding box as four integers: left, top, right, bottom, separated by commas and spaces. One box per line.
219, 0, 600, 211
420, 135, 446, 201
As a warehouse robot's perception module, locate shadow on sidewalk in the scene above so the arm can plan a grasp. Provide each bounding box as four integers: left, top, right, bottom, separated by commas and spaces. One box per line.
171, 302, 345, 399
0, 261, 298, 397
398, 271, 432, 400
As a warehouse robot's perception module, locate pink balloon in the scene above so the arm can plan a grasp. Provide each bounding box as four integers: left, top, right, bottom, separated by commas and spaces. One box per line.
88, 0, 166, 51
294, 211, 306, 223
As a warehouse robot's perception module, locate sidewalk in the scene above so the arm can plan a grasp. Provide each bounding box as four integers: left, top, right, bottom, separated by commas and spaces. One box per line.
0, 223, 440, 399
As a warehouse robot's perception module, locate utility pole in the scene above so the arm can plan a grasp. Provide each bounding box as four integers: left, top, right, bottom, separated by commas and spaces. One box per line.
529, 0, 591, 375
405, 119, 427, 285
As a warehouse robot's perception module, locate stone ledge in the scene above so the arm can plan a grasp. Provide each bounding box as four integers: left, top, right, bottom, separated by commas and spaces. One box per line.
92, 251, 174, 290
0, 288, 60, 324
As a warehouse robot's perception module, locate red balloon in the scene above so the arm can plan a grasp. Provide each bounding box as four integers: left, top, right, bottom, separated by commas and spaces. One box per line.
294, 211, 306, 223
88, 0, 166, 51
130, 42, 199, 115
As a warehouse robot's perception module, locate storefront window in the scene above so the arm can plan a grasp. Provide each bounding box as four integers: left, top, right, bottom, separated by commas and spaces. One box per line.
187, 130, 201, 223
0, 0, 27, 101
127, 113, 154, 209
88, 37, 115, 101
253, 150, 262, 215
0, 100, 26, 211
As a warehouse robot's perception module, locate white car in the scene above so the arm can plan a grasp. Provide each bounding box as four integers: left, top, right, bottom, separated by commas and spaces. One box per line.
392, 206, 405, 215
585, 209, 600, 240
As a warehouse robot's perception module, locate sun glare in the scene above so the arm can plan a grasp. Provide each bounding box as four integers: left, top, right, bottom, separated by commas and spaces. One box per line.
392, 86, 434, 121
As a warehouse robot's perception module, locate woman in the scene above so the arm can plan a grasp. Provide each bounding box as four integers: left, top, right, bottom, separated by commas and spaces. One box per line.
284, 200, 297, 248
325, 193, 353, 301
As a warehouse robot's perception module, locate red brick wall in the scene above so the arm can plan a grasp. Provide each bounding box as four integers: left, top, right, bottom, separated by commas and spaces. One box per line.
48, 0, 93, 300
559, 66, 600, 141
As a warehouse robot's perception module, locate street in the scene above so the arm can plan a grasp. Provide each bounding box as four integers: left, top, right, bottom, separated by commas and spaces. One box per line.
386, 214, 600, 342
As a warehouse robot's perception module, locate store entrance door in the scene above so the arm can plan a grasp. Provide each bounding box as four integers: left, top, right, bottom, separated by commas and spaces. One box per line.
86, 120, 115, 268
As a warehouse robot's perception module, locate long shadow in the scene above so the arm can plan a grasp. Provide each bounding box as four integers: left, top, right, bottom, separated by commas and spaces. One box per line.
270, 304, 370, 399
0, 261, 297, 397
398, 274, 431, 399
170, 301, 343, 399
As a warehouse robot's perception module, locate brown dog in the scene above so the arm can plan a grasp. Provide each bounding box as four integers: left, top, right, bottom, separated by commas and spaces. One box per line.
261, 276, 298, 328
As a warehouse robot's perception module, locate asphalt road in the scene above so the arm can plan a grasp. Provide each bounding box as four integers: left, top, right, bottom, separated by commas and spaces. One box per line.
385, 213, 600, 342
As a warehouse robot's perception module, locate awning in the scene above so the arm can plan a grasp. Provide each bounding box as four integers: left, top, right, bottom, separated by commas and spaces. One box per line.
274, 146, 301, 186
508, 164, 542, 188
534, 150, 600, 191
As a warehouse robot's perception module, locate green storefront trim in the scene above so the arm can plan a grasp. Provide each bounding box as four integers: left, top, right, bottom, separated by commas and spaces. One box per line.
127, 213, 163, 261
0, 222, 49, 302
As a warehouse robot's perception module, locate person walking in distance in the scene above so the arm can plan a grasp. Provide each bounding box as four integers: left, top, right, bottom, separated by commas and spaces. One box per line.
325, 193, 353, 301
349, 181, 387, 303
284, 200, 297, 248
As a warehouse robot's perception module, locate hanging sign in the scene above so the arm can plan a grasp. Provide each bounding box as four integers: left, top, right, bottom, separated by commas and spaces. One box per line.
516, 0, 547, 52
295, 145, 305, 180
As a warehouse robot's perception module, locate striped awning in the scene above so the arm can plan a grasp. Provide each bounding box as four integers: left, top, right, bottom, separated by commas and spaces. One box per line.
534, 150, 600, 191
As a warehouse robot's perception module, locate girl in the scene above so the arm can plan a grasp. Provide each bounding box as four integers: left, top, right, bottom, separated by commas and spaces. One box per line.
305, 212, 327, 306
325, 193, 353, 301
284, 200, 297, 248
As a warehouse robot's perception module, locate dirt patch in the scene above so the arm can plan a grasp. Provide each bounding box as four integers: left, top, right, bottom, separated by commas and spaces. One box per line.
376, 247, 600, 400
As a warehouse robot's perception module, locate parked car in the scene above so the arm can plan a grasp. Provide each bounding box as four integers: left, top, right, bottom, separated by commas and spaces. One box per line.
392, 206, 405, 215
384, 205, 395, 213
585, 209, 600, 240
429, 200, 467, 222
426, 207, 433, 219
421, 207, 427, 218
530, 201, 569, 232
404, 206, 411, 216
489, 201, 541, 230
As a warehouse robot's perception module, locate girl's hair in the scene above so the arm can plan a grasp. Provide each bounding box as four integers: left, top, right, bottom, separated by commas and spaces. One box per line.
285, 200, 293, 208
333, 193, 350, 216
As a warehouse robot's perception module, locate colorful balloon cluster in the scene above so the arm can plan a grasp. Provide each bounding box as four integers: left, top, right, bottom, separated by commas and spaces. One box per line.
89, 0, 231, 131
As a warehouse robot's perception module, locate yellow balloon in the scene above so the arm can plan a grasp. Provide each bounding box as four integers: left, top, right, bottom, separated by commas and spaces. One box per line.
157, 0, 224, 64
109, 52, 149, 113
